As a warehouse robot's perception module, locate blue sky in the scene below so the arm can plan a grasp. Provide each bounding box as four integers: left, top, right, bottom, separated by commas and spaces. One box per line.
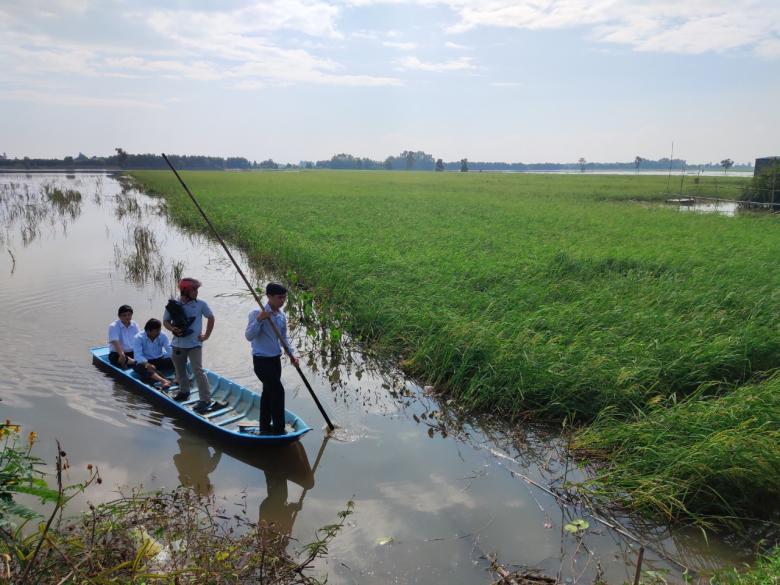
1, 0, 778, 164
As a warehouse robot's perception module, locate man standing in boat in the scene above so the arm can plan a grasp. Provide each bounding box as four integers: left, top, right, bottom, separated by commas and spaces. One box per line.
164, 277, 215, 414
245, 282, 299, 435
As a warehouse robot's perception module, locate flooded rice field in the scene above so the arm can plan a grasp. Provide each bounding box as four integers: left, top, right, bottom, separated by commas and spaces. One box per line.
0, 173, 751, 584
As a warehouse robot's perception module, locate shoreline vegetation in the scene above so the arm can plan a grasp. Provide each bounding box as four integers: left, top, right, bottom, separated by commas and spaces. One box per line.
128, 170, 780, 533
3, 425, 777, 585
0, 422, 353, 584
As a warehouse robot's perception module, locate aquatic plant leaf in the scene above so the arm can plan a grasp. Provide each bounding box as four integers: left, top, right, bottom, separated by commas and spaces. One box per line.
563, 519, 589, 533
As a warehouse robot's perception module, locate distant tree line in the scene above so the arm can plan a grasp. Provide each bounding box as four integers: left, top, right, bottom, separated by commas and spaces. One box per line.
310, 152, 753, 172
312, 151, 436, 171
0, 149, 283, 171
0, 148, 755, 172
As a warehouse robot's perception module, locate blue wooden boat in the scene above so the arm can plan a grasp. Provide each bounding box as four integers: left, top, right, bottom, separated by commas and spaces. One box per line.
91, 345, 311, 445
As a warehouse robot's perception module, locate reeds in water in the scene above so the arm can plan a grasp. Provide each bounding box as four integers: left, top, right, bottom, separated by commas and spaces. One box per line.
0, 181, 83, 247
114, 224, 185, 294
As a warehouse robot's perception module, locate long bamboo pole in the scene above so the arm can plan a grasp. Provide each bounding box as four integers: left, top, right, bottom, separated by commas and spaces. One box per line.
161, 153, 335, 431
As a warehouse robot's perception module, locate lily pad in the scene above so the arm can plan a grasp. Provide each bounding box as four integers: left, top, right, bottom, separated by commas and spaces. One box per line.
563, 519, 589, 534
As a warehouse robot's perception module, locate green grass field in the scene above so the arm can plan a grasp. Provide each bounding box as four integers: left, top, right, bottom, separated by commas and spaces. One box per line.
132, 170, 779, 525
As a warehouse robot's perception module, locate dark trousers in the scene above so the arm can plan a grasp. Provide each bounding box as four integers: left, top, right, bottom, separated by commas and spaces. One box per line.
108, 350, 134, 368
133, 357, 174, 383
253, 355, 285, 433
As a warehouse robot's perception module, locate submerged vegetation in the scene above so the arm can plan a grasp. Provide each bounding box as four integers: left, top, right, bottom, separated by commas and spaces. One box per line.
0, 421, 352, 584
0, 181, 83, 247
113, 224, 184, 293
112, 187, 186, 293
130, 170, 779, 529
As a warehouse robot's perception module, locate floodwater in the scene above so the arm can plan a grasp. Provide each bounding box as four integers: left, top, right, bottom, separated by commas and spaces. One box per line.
667, 199, 741, 216
0, 173, 754, 584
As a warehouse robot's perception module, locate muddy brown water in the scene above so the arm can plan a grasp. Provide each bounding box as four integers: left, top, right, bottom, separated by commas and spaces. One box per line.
0, 173, 751, 584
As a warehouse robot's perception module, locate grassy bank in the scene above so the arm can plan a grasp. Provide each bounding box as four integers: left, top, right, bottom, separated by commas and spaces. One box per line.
131, 170, 779, 524
575, 372, 780, 525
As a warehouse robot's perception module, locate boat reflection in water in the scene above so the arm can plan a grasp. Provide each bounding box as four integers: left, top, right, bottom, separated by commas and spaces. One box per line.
171, 426, 324, 536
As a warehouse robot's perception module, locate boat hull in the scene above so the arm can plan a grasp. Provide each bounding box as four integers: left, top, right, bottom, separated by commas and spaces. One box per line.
91, 345, 311, 446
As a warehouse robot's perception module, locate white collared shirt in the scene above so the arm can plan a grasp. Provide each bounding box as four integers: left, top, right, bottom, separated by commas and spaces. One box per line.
108, 319, 140, 352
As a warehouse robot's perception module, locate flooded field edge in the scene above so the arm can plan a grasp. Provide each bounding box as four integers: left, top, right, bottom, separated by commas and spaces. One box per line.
0, 172, 773, 585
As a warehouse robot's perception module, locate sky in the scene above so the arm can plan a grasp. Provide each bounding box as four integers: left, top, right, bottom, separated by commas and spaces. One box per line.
1, 0, 779, 164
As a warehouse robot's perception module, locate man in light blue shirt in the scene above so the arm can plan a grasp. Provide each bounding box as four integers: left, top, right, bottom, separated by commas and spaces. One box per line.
245, 282, 299, 435
163, 277, 215, 414
132, 318, 174, 389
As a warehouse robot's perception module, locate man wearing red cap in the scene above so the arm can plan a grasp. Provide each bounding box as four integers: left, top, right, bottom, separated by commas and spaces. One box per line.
163, 277, 216, 414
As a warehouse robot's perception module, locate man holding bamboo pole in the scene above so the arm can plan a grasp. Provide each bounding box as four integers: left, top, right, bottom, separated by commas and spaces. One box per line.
245, 282, 299, 435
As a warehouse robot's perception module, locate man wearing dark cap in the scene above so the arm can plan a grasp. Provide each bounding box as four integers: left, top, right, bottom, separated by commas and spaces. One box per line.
245, 282, 299, 435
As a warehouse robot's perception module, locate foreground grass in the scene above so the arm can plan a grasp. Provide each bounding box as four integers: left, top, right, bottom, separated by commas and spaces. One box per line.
1, 422, 351, 584
575, 372, 780, 525
712, 547, 780, 585
131, 170, 779, 524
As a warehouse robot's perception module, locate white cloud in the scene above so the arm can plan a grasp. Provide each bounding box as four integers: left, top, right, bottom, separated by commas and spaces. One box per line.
377, 474, 477, 513
0, 2, 402, 90
351, 0, 780, 58
104, 56, 224, 81
139, 6, 403, 87
0, 89, 163, 109
490, 81, 523, 87
444, 41, 470, 50
755, 37, 780, 58
397, 55, 475, 71
382, 40, 417, 50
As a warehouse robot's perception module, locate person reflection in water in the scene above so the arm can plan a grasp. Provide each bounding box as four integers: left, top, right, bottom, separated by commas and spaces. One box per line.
259, 468, 301, 541
173, 433, 222, 496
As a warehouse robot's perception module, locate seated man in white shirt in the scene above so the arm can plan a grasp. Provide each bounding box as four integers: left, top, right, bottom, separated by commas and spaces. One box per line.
108, 304, 139, 368
132, 318, 175, 389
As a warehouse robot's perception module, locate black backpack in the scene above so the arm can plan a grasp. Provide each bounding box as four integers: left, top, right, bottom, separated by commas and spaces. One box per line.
165, 299, 195, 337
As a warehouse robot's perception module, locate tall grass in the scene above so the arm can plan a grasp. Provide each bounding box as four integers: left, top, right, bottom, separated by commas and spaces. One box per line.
130, 170, 780, 526
131, 171, 776, 418
574, 372, 780, 525
712, 547, 780, 585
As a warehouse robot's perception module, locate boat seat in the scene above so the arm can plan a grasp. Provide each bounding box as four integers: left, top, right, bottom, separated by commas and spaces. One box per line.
218, 413, 246, 427
204, 406, 234, 419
